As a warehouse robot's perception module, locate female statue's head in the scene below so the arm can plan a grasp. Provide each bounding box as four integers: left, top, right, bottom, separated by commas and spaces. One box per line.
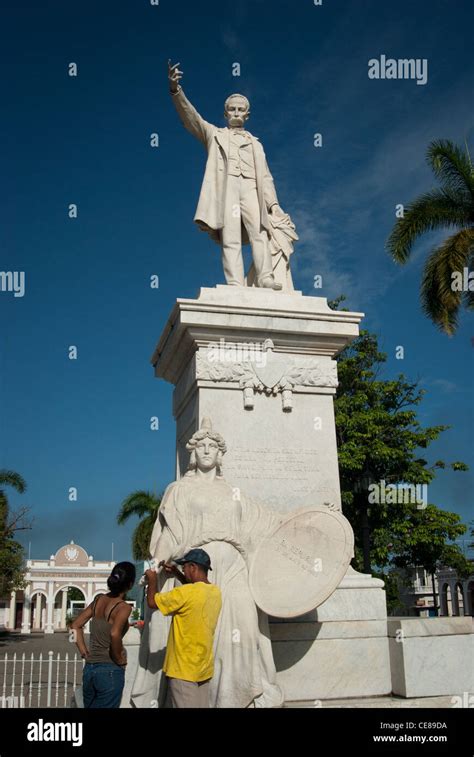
185, 418, 227, 477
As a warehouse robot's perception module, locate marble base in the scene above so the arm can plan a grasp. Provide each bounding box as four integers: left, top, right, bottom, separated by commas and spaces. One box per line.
388, 617, 474, 698
271, 567, 392, 700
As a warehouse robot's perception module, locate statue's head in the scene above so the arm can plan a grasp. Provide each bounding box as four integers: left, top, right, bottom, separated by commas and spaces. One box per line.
185, 418, 227, 476
224, 94, 250, 128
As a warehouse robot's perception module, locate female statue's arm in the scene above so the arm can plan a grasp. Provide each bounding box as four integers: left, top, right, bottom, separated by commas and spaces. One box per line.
149, 482, 185, 561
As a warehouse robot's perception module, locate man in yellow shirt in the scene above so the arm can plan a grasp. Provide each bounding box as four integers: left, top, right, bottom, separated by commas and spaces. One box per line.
145, 548, 222, 708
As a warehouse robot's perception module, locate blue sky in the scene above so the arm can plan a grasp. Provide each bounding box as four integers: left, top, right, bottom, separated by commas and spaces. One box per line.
1, 0, 473, 564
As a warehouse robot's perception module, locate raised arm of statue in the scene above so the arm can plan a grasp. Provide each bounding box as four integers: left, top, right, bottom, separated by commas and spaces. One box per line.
168, 60, 214, 147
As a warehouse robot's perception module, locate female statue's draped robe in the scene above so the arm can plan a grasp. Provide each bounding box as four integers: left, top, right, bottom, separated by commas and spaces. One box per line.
130, 475, 284, 709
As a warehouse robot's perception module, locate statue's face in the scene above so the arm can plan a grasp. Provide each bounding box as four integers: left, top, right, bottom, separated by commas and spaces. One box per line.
194, 437, 220, 471
224, 97, 250, 128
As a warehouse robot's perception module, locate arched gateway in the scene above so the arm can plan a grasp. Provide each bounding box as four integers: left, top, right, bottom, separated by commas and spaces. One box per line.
4, 541, 119, 634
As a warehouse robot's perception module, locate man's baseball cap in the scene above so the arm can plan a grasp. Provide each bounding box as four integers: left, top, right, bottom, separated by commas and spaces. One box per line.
175, 548, 212, 571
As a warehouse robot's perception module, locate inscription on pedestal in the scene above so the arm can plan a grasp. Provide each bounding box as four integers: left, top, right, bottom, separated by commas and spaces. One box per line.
225, 446, 319, 495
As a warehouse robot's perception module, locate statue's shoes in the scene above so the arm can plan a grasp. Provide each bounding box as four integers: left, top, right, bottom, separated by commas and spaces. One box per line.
260, 277, 283, 291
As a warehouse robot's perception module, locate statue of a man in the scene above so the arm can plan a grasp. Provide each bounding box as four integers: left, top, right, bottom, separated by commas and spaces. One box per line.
168, 61, 298, 291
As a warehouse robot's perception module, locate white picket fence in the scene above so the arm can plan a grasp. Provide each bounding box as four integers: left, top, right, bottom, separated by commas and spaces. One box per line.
0, 651, 84, 708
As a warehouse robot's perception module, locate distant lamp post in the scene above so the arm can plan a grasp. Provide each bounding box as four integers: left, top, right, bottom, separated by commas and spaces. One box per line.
354, 466, 374, 575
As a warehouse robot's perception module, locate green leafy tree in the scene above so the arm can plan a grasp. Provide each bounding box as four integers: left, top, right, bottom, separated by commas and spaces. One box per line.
386, 139, 474, 335
333, 324, 469, 612
371, 569, 402, 616
0, 470, 30, 596
0, 538, 27, 597
383, 505, 471, 611
117, 490, 162, 561
468, 520, 474, 550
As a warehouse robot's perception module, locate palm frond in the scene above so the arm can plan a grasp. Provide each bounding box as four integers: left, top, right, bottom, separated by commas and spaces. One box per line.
0, 470, 26, 494
427, 139, 474, 198
116, 490, 161, 525
463, 287, 474, 311
386, 189, 471, 264
131, 516, 156, 561
421, 229, 474, 334
462, 237, 474, 311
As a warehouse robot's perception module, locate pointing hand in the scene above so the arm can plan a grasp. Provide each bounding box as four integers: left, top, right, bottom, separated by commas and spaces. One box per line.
168, 60, 183, 93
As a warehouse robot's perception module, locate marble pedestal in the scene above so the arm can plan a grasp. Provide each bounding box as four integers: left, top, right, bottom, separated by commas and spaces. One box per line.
152, 286, 363, 508
151, 285, 392, 701
272, 568, 392, 700
388, 618, 474, 698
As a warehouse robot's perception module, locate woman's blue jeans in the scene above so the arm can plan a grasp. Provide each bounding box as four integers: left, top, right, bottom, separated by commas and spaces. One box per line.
82, 663, 125, 708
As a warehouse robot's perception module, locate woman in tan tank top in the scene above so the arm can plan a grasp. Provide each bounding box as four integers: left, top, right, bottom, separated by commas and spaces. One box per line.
71, 562, 136, 708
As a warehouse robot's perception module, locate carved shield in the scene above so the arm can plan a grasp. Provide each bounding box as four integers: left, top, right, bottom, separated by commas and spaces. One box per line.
253, 350, 286, 390
249, 506, 354, 618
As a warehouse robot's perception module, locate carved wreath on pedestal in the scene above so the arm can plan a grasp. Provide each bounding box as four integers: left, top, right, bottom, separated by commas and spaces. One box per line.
196, 339, 338, 412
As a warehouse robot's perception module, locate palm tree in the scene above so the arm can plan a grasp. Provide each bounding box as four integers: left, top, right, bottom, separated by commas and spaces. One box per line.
117, 490, 162, 561
386, 139, 474, 335
0, 469, 27, 536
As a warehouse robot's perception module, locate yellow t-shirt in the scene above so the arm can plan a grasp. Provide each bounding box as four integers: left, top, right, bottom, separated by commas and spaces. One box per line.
155, 582, 222, 683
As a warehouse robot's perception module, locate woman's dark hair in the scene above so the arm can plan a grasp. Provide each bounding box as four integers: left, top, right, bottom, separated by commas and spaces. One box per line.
107, 562, 136, 596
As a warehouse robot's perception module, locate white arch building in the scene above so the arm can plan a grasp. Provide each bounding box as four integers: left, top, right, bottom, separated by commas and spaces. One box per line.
438, 567, 474, 617
4, 541, 116, 634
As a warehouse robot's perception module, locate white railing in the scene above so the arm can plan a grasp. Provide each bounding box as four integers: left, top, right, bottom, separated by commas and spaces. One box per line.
0, 651, 84, 708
